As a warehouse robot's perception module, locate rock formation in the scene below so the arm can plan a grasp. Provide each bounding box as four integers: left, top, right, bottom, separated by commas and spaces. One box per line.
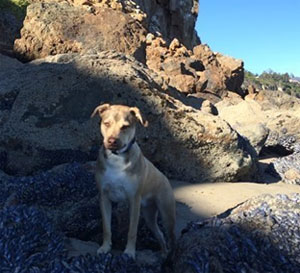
193, 44, 244, 96
14, 2, 148, 62
12, 0, 245, 98
0, 52, 256, 182
13, 0, 200, 61
133, 0, 200, 49
146, 37, 244, 96
216, 97, 270, 155
216, 90, 300, 183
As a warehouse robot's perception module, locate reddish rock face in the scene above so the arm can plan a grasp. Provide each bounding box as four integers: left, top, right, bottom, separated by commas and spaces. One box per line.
13, 0, 200, 62
11, 0, 244, 98
193, 45, 245, 96
146, 37, 244, 97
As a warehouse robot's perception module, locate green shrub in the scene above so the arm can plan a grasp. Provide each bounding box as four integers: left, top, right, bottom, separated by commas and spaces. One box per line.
245, 70, 300, 98
0, 0, 29, 19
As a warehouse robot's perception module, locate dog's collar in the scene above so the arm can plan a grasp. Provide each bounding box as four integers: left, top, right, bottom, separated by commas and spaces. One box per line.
111, 137, 136, 155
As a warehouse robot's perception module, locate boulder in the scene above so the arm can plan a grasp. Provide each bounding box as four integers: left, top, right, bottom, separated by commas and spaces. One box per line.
14, 2, 147, 62
174, 193, 300, 273
27, 0, 145, 22
272, 153, 300, 185
0, 51, 256, 182
216, 99, 269, 155
146, 37, 197, 93
193, 44, 244, 96
169, 74, 196, 94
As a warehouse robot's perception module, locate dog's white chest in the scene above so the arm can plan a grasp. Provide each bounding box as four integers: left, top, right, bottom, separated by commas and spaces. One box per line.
101, 155, 136, 202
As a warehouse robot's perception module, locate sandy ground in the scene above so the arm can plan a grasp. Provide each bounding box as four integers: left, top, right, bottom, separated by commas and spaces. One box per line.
172, 180, 300, 236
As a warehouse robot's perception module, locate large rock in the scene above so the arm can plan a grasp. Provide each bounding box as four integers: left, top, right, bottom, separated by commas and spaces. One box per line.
216, 97, 269, 155
272, 153, 300, 185
14, 2, 147, 62
146, 38, 244, 97
174, 193, 300, 273
0, 51, 256, 182
193, 44, 244, 96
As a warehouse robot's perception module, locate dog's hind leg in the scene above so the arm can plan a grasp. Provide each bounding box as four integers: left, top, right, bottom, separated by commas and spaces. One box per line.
142, 200, 167, 255
156, 193, 176, 255
124, 195, 141, 259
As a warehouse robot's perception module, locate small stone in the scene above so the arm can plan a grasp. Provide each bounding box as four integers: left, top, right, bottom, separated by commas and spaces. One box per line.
169, 38, 180, 51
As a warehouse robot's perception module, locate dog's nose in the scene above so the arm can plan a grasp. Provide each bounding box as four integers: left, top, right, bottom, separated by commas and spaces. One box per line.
108, 137, 117, 145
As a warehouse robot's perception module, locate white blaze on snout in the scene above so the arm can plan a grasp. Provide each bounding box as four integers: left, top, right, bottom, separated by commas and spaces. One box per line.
102, 153, 137, 203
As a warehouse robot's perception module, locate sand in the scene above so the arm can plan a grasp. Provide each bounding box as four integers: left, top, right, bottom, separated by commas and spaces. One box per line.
172, 180, 300, 236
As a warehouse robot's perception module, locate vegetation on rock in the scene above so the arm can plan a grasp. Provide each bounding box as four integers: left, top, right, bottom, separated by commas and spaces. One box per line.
245, 70, 300, 98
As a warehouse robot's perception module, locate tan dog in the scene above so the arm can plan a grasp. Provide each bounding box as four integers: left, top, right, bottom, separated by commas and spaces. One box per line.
91, 104, 176, 259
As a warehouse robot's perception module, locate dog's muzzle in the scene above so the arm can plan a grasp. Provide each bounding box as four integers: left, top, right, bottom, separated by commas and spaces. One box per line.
105, 137, 136, 155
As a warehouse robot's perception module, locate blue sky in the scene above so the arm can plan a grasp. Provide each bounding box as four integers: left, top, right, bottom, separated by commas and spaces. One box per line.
195, 0, 300, 76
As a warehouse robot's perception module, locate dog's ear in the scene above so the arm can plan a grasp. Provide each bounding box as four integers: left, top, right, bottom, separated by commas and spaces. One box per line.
91, 104, 110, 118
130, 107, 148, 127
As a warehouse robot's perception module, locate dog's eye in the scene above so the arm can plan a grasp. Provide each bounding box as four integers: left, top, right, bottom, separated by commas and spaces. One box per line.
121, 125, 130, 130
103, 122, 110, 127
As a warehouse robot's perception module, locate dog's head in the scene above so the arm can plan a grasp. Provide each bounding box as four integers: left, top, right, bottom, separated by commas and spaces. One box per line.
91, 104, 148, 152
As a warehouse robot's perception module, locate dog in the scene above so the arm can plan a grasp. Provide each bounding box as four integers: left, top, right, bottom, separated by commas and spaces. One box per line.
91, 104, 176, 259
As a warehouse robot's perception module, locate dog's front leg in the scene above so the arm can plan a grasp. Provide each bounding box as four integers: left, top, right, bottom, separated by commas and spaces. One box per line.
124, 194, 141, 259
97, 192, 112, 254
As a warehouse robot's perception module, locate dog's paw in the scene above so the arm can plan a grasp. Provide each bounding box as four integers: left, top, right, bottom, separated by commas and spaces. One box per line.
123, 248, 136, 260
97, 244, 111, 255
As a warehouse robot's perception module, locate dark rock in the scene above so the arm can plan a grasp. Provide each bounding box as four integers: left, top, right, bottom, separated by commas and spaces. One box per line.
0, 10, 23, 56
272, 153, 300, 185
0, 163, 162, 272
174, 193, 300, 273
